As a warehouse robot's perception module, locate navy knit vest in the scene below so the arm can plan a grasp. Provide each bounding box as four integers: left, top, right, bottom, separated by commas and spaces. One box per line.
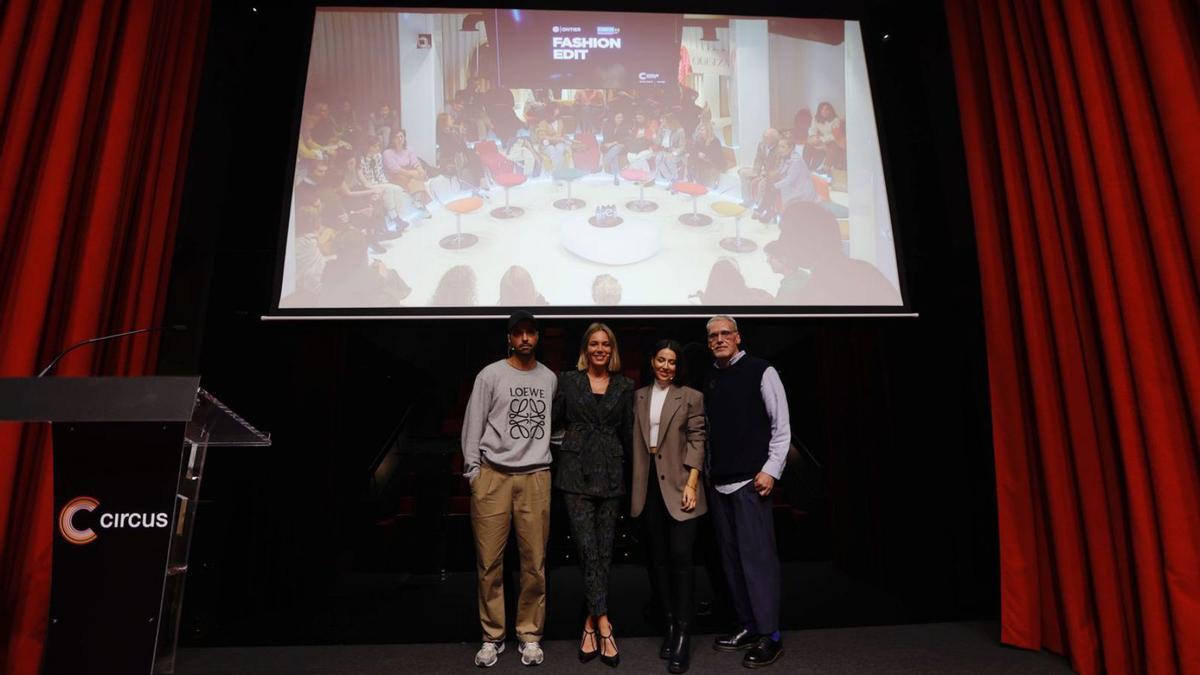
705, 355, 772, 484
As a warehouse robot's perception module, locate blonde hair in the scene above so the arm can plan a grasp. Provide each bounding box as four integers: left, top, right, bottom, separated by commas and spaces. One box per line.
576, 322, 622, 372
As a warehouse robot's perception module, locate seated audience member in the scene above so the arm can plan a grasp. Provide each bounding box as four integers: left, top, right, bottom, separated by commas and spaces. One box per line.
368, 101, 400, 149
497, 265, 549, 306
600, 111, 633, 184
301, 160, 348, 227
677, 86, 703, 138
774, 137, 819, 209
430, 265, 479, 306
337, 155, 392, 252
694, 257, 775, 305
533, 119, 571, 175
293, 185, 336, 255
436, 112, 486, 193
626, 111, 659, 174
525, 89, 561, 129
298, 114, 340, 161
357, 137, 413, 227
574, 88, 606, 134
592, 274, 622, 305
293, 205, 330, 295
738, 128, 780, 208
804, 101, 846, 172
310, 102, 340, 146
382, 129, 432, 215
459, 77, 487, 141
319, 230, 412, 308
333, 100, 361, 144
653, 113, 686, 184
607, 90, 636, 118
687, 122, 726, 187
478, 78, 523, 146
792, 107, 813, 154
766, 202, 900, 306
319, 177, 384, 249
756, 137, 817, 223
506, 137, 542, 176
295, 157, 328, 193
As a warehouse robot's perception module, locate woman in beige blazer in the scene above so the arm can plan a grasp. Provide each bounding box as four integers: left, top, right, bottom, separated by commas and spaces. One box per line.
631, 339, 706, 674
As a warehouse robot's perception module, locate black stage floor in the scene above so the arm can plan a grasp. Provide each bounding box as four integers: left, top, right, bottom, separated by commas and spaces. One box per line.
176, 621, 1071, 674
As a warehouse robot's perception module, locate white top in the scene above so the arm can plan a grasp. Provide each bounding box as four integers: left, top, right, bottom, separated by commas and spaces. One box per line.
712, 350, 791, 494
648, 381, 670, 447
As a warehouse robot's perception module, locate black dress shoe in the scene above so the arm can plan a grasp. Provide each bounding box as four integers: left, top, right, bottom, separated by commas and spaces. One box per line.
667, 622, 691, 673
742, 636, 783, 668
713, 628, 757, 652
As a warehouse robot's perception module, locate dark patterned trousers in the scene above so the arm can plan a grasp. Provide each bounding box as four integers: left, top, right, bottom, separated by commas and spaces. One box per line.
562, 492, 620, 616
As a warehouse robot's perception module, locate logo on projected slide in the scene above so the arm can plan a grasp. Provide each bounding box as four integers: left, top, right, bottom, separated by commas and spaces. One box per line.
58, 497, 170, 545
638, 72, 662, 82
596, 26, 620, 36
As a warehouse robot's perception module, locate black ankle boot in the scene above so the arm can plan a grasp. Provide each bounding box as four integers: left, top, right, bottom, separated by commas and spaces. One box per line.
659, 614, 677, 659
668, 621, 691, 673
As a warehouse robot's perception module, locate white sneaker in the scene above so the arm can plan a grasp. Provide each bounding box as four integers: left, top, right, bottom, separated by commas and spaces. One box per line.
475, 641, 505, 668
519, 641, 544, 666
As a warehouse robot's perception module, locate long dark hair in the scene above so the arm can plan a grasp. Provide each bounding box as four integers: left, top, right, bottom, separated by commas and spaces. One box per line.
649, 338, 687, 384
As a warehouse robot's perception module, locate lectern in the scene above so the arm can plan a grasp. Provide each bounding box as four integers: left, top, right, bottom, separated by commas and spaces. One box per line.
0, 377, 270, 674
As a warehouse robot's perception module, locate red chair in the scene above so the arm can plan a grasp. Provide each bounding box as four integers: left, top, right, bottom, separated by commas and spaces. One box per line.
490, 173, 527, 219
621, 168, 656, 212
673, 181, 711, 227
475, 140, 516, 178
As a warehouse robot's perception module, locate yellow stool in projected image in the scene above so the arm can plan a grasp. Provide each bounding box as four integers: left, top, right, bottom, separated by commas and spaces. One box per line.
442, 196, 483, 250
713, 201, 755, 253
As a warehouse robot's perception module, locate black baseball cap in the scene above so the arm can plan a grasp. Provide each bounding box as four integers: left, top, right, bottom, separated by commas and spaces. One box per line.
507, 310, 538, 333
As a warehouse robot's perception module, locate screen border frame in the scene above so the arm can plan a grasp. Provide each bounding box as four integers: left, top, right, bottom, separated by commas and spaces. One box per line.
268, 4, 916, 319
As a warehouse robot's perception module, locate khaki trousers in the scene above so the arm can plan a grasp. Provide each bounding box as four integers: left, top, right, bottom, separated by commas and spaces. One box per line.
470, 464, 551, 643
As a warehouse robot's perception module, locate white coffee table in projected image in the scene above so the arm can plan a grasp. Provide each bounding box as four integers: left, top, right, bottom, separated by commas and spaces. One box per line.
369, 173, 799, 308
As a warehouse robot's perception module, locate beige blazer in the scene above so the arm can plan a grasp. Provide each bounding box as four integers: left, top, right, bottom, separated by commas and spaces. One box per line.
631, 384, 707, 521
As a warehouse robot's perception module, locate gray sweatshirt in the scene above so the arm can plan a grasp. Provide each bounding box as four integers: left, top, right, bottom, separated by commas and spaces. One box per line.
461, 359, 558, 480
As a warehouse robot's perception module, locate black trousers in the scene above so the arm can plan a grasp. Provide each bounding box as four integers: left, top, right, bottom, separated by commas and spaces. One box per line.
563, 492, 619, 616
641, 469, 699, 624
708, 482, 781, 635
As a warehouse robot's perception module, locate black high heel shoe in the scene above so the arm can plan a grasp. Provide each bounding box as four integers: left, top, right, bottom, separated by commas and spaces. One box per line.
579, 626, 598, 663
599, 626, 620, 667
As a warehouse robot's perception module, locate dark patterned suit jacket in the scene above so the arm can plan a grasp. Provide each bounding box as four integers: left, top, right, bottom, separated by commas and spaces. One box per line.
552, 369, 634, 498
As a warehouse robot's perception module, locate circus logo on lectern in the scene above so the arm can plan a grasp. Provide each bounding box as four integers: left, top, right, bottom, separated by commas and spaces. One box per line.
58, 496, 170, 545
58, 496, 100, 545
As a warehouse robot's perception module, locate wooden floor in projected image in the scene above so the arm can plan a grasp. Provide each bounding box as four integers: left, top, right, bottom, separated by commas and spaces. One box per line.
288, 171, 902, 311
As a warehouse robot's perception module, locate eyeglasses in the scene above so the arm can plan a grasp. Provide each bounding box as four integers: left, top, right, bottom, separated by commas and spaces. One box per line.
706, 329, 736, 342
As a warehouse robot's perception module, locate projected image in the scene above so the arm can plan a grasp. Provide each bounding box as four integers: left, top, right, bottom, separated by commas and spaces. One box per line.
278, 9, 903, 312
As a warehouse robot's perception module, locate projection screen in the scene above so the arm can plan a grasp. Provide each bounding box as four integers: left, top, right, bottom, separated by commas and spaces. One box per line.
273, 8, 908, 317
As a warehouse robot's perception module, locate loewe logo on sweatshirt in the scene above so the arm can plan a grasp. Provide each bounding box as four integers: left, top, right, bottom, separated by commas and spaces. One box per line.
508, 386, 547, 440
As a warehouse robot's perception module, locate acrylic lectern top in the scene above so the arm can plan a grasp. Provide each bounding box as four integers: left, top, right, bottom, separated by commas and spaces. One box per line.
0, 377, 270, 447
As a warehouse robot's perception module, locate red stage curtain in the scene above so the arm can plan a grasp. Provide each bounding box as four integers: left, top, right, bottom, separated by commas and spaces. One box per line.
945, 0, 1200, 673
0, 0, 209, 672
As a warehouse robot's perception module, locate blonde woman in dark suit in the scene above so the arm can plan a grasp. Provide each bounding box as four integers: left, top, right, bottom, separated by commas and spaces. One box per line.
631, 339, 706, 674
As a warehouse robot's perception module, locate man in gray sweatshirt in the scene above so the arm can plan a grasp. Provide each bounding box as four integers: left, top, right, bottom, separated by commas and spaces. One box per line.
462, 310, 558, 668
